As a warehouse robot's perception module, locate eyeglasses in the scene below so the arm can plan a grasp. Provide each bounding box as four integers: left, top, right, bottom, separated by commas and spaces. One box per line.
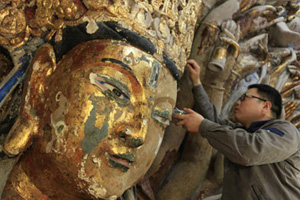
239, 93, 267, 102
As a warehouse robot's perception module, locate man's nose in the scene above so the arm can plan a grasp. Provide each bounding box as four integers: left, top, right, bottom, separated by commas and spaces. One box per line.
235, 100, 241, 106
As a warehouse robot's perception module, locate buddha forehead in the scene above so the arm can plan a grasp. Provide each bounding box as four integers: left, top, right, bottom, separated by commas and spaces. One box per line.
56, 40, 159, 76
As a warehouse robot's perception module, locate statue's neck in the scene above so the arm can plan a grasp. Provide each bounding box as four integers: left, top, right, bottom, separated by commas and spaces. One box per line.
2, 151, 86, 200
2, 161, 50, 200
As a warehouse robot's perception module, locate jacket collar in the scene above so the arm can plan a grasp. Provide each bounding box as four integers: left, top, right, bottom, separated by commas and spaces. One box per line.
246, 120, 273, 133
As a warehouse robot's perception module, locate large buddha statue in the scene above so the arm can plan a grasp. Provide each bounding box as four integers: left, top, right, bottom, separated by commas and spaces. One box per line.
3, 35, 176, 200
0, 1, 202, 199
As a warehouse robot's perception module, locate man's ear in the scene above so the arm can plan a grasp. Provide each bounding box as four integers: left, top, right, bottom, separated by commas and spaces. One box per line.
4, 44, 56, 157
263, 101, 273, 116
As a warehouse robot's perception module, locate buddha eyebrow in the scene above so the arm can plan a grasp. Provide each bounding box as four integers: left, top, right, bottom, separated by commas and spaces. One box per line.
101, 57, 140, 86
101, 58, 132, 71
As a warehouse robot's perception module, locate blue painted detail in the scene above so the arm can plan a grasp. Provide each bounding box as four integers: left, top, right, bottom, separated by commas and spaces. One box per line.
263, 127, 285, 137
92, 74, 130, 106
81, 96, 109, 153
0, 53, 31, 105
97, 80, 105, 85
101, 58, 132, 71
148, 60, 160, 90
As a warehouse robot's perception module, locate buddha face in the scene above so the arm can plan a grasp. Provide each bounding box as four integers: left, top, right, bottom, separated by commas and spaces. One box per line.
6, 40, 177, 199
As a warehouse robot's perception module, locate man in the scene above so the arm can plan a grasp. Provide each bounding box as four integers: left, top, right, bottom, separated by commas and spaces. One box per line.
173, 59, 300, 199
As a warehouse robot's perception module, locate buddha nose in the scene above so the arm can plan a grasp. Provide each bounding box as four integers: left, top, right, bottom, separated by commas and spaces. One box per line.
116, 126, 144, 148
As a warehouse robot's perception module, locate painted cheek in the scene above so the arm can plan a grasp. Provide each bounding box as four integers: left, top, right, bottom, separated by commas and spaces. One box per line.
113, 108, 125, 121
80, 96, 113, 154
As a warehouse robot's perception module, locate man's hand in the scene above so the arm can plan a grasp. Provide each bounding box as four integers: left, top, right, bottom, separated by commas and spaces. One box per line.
186, 59, 201, 86
173, 108, 204, 133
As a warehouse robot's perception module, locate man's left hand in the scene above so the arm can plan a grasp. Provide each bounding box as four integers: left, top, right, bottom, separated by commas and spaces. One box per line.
173, 108, 204, 133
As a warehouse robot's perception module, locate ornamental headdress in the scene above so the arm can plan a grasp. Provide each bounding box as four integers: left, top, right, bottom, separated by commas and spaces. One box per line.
0, 0, 202, 106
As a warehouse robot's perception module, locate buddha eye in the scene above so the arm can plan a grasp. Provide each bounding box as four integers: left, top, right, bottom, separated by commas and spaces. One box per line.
90, 73, 130, 107
97, 80, 129, 103
113, 88, 121, 96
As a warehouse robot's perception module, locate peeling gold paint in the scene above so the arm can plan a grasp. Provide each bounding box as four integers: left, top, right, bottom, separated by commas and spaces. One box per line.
3, 37, 177, 199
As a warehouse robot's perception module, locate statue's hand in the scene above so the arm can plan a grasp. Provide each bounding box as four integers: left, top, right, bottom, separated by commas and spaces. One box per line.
186, 59, 201, 86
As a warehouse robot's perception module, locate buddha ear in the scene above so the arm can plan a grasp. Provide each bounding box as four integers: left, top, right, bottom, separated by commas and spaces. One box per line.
4, 44, 56, 157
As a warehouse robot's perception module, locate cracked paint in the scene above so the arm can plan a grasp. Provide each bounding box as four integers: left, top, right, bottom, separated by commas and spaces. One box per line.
80, 96, 109, 154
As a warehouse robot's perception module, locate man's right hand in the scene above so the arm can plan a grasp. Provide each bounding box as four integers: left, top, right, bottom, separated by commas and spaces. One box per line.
173, 108, 204, 133
186, 59, 201, 86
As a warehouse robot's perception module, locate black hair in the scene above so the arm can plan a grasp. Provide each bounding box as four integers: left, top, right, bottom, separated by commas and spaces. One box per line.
50, 21, 181, 83
248, 84, 282, 118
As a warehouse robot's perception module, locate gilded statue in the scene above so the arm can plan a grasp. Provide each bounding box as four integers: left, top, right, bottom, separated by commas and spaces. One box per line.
1, 0, 300, 200
2, 36, 177, 199
0, 0, 202, 199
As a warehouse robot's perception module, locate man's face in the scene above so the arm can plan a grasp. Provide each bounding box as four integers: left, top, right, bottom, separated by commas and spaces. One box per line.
30, 40, 177, 198
234, 88, 266, 127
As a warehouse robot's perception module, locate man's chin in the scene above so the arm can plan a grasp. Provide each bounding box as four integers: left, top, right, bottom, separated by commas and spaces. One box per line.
234, 117, 247, 127
233, 114, 238, 122
234, 115, 242, 124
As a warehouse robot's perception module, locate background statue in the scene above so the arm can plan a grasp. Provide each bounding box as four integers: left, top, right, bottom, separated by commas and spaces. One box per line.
146, 0, 300, 199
